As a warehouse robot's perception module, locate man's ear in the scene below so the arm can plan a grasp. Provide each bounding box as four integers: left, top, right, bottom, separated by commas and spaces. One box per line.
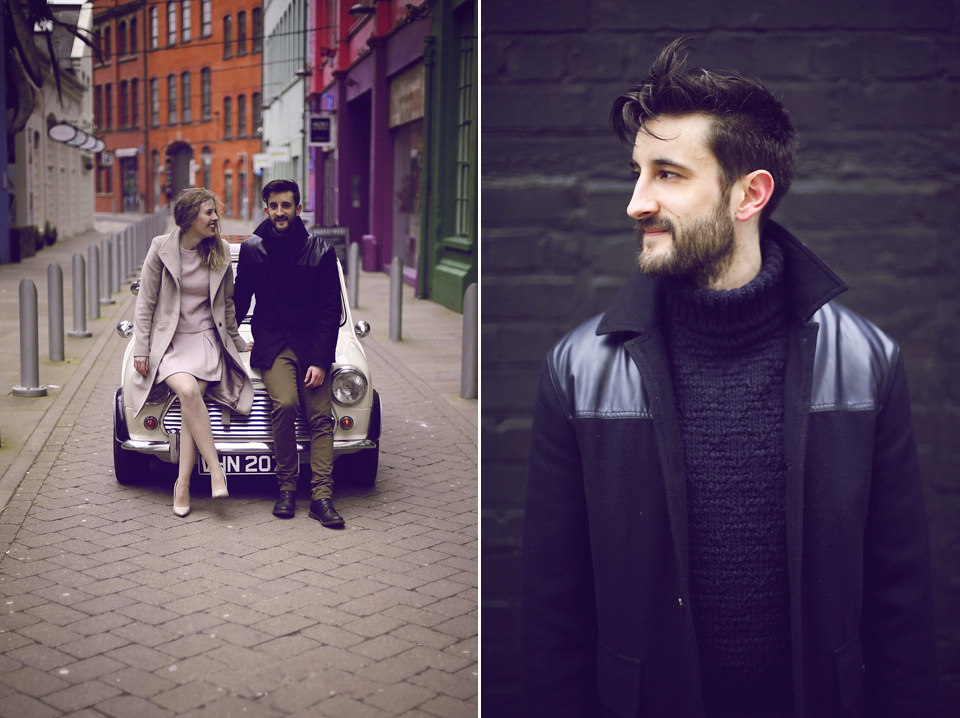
263, 205, 270, 217
295, 204, 303, 216
734, 170, 775, 222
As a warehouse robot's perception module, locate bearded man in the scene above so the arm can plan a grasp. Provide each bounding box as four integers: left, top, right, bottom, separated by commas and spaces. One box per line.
233, 179, 344, 527
521, 39, 938, 718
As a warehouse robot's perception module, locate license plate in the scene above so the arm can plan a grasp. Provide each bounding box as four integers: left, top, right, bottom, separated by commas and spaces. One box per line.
199, 455, 276, 475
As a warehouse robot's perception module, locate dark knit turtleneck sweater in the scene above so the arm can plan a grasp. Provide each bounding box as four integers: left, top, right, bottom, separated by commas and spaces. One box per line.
665, 240, 795, 718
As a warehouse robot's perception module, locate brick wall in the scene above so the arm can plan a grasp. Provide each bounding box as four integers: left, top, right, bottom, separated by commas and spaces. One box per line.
481, 1, 960, 714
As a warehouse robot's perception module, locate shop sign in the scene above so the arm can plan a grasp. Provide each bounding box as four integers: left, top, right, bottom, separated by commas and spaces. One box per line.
269, 146, 291, 163
307, 114, 335, 149
389, 64, 424, 128
253, 153, 271, 170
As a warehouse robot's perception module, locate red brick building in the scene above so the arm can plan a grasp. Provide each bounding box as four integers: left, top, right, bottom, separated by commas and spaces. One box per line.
92, 0, 263, 218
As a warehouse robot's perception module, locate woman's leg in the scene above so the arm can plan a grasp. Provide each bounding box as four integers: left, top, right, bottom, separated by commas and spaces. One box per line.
165, 373, 228, 497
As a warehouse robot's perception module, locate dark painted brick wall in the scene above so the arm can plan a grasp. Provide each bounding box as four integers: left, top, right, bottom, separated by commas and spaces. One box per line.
481, 1, 960, 714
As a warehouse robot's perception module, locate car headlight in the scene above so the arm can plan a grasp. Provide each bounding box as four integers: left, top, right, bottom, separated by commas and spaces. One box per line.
331, 366, 367, 406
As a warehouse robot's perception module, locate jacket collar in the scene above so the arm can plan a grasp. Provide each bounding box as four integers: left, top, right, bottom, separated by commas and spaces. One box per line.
156, 228, 182, 278
596, 221, 848, 337
156, 228, 229, 294
253, 215, 309, 243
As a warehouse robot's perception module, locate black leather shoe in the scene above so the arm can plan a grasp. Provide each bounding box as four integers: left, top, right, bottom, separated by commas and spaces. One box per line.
309, 498, 344, 528
273, 491, 297, 518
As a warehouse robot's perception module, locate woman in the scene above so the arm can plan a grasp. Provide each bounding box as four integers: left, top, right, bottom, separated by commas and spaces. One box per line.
130, 188, 254, 517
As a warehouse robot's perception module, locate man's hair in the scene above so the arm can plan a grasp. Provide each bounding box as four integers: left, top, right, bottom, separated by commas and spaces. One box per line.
173, 187, 226, 270
262, 178, 300, 207
610, 38, 797, 223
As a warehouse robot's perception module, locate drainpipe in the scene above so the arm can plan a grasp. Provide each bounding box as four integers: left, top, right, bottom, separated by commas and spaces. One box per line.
417, 35, 435, 300
142, 4, 150, 212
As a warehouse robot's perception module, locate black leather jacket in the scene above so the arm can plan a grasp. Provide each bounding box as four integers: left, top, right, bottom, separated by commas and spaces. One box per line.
233, 217, 341, 371
522, 222, 938, 718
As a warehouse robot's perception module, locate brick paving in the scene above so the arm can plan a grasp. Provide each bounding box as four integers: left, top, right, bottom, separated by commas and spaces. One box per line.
0, 217, 477, 716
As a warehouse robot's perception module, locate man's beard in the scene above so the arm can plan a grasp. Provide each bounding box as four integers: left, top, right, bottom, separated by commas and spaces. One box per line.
634, 197, 736, 287
270, 215, 292, 234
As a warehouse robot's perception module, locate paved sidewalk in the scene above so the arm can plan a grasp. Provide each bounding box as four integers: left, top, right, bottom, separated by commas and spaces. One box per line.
0, 214, 478, 716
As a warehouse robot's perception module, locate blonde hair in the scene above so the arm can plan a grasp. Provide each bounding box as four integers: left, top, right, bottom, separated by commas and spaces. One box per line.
173, 187, 227, 271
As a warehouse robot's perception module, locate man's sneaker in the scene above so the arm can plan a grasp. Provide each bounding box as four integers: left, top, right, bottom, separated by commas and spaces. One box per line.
309, 498, 344, 527
273, 490, 297, 518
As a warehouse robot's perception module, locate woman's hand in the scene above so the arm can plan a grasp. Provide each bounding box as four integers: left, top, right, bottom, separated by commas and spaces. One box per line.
242, 340, 254, 352
134, 356, 149, 377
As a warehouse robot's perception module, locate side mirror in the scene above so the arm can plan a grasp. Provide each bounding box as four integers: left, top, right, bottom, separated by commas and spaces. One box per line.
117, 320, 134, 338
130, 279, 140, 295
354, 320, 370, 338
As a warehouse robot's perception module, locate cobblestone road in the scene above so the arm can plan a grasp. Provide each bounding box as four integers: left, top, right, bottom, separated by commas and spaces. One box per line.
0, 304, 477, 716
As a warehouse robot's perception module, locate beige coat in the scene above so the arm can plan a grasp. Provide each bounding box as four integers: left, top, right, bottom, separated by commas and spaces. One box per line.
130, 229, 253, 417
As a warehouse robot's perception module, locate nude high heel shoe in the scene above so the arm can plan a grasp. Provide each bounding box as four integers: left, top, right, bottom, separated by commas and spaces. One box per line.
173, 478, 191, 517
211, 468, 229, 499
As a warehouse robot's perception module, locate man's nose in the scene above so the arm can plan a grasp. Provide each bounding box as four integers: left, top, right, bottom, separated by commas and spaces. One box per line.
627, 177, 659, 220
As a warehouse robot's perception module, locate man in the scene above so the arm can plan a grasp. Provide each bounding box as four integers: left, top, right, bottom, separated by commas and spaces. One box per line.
522, 39, 938, 717
233, 179, 344, 527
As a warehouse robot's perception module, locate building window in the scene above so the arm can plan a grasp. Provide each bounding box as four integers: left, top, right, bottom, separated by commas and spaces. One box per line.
223, 97, 232, 138
150, 78, 159, 126
224, 169, 233, 216
238, 161, 247, 216
94, 86, 102, 130
96, 155, 103, 193
252, 92, 261, 135
181, 72, 191, 123
237, 94, 246, 137
202, 146, 212, 188
182, 0, 191, 42
454, 7, 476, 237
119, 81, 128, 127
237, 11, 246, 56
252, 8, 262, 52
103, 25, 112, 61
130, 17, 137, 54
201, 0, 212, 37
167, 2, 177, 45
150, 7, 158, 49
201, 68, 211, 119
105, 83, 113, 129
168, 74, 177, 124
131, 78, 139, 127
118, 21, 127, 55
223, 16, 232, 59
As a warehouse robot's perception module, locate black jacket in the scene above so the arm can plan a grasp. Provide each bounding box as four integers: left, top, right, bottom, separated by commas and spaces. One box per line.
522, 222, 938, 717
233, 217, 341, 370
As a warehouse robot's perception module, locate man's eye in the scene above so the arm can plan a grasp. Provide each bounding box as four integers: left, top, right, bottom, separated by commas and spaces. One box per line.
659, 170, 678, 180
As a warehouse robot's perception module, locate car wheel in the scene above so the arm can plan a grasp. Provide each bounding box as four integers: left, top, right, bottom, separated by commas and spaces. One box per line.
113, 388, 150, 485
335, 443, 379, 487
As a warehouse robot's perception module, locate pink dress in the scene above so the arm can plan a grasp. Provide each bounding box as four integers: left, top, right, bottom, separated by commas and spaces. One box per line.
155, 246, 223, 384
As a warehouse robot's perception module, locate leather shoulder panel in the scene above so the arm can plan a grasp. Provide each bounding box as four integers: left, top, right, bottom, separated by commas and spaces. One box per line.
810, 301, 899, 412
547, 316, 652, 420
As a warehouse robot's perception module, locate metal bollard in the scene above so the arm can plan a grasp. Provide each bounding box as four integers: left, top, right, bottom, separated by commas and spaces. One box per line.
389, 256, 403, 341
460, 282, 478, 400
13, 279, 47, 397
100, 238, 115, 304
68, 253, 92, 338
117, 227, 130, 284
111, 233, 121, 292
347, 241, 360, 309
88, 244, 100, 319
48, 263, 65, 361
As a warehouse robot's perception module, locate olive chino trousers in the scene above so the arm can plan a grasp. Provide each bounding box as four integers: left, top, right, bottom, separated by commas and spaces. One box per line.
261, 345, 334, 500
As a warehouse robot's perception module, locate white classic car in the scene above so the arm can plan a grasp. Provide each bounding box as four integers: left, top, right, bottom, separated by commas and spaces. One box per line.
112, 236, 381, 487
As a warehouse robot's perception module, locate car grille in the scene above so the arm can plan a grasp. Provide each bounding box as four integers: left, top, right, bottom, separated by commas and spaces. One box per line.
163, 394, 310, 442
